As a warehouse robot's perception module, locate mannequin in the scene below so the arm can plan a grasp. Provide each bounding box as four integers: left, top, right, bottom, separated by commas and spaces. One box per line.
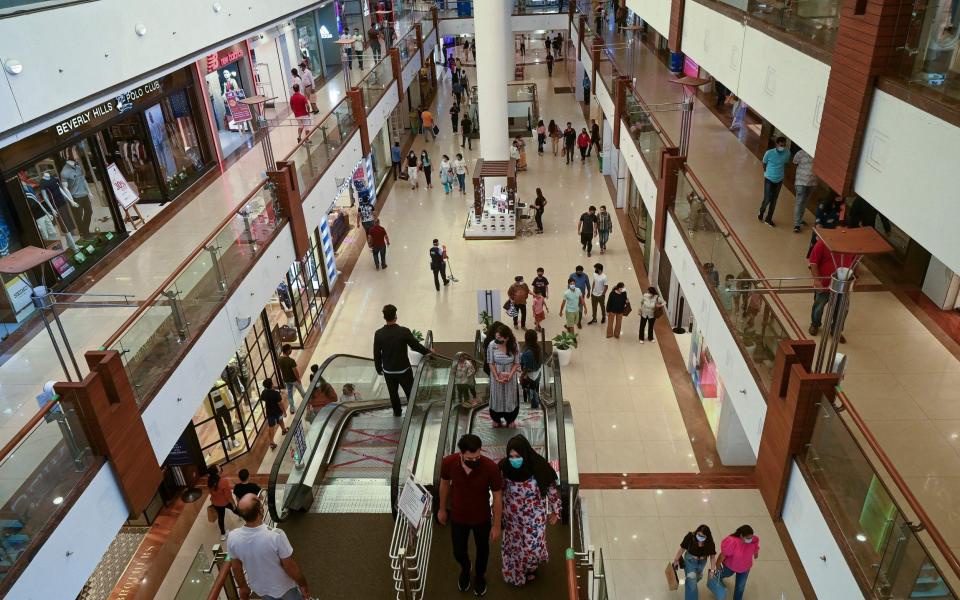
60, 159, 93, 236
206, 380, 240, 448
39, 171, 79, 235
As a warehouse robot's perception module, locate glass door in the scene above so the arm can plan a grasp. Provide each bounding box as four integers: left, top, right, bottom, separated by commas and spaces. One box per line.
97, 114, 165, 203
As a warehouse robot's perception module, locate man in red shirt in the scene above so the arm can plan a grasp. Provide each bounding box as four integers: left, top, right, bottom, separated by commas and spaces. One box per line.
439, 433, 503, 596
366, 218, 389, 270
289, 84, 311, 143
808, 237, 856, 339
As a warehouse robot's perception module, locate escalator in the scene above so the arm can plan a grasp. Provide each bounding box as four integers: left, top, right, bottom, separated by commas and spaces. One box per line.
266, 332, 456, 599
418, 347, 578, 599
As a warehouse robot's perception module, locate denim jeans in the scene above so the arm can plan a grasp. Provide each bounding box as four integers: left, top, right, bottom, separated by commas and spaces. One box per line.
811, 289, 832, 328
599, 228, 610, 249
262, 587, 304, 600
758, 178, 783, 222
793, 184, 814, 227
683, 554, 707, 600
284, 380, 305, 412
707, 565, 749, 600
456, 173, 466, 192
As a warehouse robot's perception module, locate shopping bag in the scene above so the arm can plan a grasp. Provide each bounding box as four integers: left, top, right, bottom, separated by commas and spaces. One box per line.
622, 301, 633, 317
665, 561, 679, 591
206, 505, 218, 523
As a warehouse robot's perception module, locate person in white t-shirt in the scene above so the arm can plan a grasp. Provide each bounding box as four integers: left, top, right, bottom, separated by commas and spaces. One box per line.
353, 28, 365, 69
228, 494, 310, 600
587, 262, 609, 325
298, 62, 318, 114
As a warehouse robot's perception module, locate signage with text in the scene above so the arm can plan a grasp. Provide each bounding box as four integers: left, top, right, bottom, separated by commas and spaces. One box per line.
55, 80, 161, 137
107, 163, 141, 210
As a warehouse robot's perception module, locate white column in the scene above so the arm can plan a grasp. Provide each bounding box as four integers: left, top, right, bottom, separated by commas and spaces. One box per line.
474, 0, 511, 160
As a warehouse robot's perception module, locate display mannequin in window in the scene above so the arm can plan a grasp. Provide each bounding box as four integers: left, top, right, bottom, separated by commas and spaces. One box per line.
206, 379, 241, 449
39, 171, 79, 235
59, 159, 93, 236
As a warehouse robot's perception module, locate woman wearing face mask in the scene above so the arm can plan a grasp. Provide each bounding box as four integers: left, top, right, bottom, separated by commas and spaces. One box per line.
486, 324, 521, 428
672, 524, 716, 599
499, 435, 561, 586
420, 150, 433, 190
709, 525, 759, 600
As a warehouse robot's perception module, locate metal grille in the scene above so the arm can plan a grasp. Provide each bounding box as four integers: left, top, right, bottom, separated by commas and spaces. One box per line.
310, 481, 392, 513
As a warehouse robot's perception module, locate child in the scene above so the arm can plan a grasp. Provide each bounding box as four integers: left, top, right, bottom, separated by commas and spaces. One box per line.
532, 290, 549, 332
454, 354, 478, 407
341, 383, 362, 403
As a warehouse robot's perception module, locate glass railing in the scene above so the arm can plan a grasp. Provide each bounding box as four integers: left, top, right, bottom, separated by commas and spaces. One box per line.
391, 350, 451, 509
282, 99, 358, 199
0, 390, 99, 590
105, 182, 283, 406
356, 56, 395, 113
596, 51, 617, 100
890, 0, 960, 109
623, 89, 668, 180
514, 0, 569, 14
173, 545, 217, 600
267, 354, 388, 523
437, 0, 473, 18
804, 389, 959, 598
399, 29, 420, 64
747, 0, 839, 52
671, 169, 799, 390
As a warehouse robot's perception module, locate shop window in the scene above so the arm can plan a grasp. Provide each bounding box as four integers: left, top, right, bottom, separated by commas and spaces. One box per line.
144, 91, 206, 197
97, 114, 164, 203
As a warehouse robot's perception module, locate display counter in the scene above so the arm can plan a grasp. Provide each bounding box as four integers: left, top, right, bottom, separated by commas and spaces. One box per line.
464, 191, 516, 239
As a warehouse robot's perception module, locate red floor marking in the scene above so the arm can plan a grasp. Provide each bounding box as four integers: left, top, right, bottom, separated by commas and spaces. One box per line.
332, 447, 395, 468
344, 428, 400, 445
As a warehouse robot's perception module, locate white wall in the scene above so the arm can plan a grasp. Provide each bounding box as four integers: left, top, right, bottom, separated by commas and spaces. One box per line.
626, 0, 671, 39
142, 227, 296, 460
619, 121, 659, 216
782, 461, 865, 600
303, 133, 364, 230
855, 90, 960, 273
368, 86, 400, 149
0, 0, 327, 142
664, 216, 766, 455
437, 12, 569, 37
681, 0, 828, 152
595, 72, 615, 123
7, 465, 128, 600
402, 52, 423, 90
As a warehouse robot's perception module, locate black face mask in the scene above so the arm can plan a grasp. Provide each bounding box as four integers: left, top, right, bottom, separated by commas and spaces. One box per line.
463, 457, 481, 468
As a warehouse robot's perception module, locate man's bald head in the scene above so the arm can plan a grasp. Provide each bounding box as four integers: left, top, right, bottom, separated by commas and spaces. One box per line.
236, 493, 262, 523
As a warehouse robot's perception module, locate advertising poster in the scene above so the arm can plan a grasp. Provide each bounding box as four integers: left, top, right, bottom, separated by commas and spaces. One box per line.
107, 163, 141, 210
226, 90, 253, 124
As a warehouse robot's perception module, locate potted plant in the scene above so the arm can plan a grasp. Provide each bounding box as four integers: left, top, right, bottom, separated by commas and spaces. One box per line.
480, 311, 494, 335
409, 329, 426, 366
552, 331, 578, 367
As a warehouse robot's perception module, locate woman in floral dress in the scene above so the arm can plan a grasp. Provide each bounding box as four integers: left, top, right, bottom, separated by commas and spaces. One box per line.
499, 434, 562, 586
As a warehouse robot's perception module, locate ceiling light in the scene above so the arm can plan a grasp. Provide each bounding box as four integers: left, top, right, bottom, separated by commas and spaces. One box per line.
212, 2, 222, 12
53, 496, 63, 505
135, 24, 147, 36
4, 59, 23, 75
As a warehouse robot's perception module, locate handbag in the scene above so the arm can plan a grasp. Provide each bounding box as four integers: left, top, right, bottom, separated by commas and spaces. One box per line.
503, 300, 518, 318
206, 505, 218, 523
433, 124, 440, 135
665, 560, 679, 591
622, 300, 633, 317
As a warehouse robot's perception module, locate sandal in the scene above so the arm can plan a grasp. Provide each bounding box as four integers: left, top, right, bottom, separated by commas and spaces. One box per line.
270, 443, 278, 450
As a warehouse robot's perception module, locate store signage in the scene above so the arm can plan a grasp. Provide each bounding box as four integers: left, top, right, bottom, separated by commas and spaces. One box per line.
3, 276, 34, 322
319, 25, 333, 39
106, 163, 141, 210
205, 47, 246, 74
55, 80, 162, 137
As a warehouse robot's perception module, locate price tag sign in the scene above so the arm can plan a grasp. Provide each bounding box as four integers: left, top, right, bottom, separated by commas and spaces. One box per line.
398, 476, 431, 530
107, 163, 140, 210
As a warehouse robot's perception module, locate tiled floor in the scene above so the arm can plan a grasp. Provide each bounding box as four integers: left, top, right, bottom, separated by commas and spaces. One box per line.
582, 488, 804, 599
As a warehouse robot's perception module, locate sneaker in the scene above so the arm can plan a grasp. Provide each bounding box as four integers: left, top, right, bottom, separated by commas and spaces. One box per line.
220, 534, 227, 541
587, 319, 597, 325
382, 263, 388, 268
793, 225, 801, 233
809, 325, 819, 336
474, 578, 487, 596
765, 220, 775, 228
601, 317, 606, 324
757, 213, 763, 222
458, 572, 471, 592
639, 339, 644, 344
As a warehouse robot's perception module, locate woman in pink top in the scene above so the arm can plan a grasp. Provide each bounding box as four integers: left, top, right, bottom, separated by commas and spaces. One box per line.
708, 524, 759, 600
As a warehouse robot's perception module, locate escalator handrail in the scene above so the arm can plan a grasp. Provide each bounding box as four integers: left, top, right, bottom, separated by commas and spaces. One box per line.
267, 352, 376, 523
545, 352, 571, 523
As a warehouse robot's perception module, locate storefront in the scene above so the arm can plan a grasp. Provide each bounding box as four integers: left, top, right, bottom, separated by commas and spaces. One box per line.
370, 126, 393, 193
202, 43, 258, 160
191, 309, 277, 465
0, 67, 214, 291
686, 324, 724, 435
625, 173, 652, 261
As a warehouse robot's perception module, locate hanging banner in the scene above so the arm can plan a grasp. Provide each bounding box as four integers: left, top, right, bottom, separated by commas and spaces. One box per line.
106, 163, 140, 210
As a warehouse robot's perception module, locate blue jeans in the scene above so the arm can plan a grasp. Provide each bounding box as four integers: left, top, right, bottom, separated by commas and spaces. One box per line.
262, 587, 304, 600
758, 178, 782, 222
456, 173, 466, 192
284, 380, 306, 413
793, 184, 814, 227
599, 228, 610, 250
442, 180, 452, 193
683, 554, 707, 600
811, 290, 830, 328
707, 565, 749, 600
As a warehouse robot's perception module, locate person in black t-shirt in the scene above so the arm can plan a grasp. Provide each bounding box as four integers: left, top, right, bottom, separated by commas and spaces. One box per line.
429, 239, 449, 290
260, 379, 287, 450
672, 524, 717, 598
578, 206, 598, 257
562, 122, 577, 164
532, 267, 549, 298
233, 468, 261, 501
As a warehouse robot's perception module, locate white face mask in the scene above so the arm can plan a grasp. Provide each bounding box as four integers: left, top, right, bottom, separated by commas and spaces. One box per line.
569, 284, 576, 290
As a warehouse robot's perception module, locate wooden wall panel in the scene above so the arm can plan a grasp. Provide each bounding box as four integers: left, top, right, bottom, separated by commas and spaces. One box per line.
669, 0, 685, 53
271, 163, 309, 260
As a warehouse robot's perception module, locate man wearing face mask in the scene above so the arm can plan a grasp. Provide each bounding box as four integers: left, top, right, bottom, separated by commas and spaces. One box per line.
756, 136, 791, 227
560, 278, 586, 333
439, 434, 504, 597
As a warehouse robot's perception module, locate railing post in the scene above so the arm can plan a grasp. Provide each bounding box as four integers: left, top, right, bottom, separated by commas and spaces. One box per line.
205, 245, 228, 293
591, 38, 601, 95
654, 151, 683, 252
414, 22, 423, 55
161, 288, 189, 341
269, 164, 309, 260
431, 5, 440, 47
348, 88, 371, 155
390, 47, 404, 102
756, 340, 838, 518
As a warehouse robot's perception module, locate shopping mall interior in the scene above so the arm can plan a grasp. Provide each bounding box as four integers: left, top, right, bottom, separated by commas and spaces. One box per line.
1, 0, 960, 598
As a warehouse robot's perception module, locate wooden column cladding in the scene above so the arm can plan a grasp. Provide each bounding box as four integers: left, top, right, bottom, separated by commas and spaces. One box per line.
591, 37, 602, 95
577, 15, 586, 60
270, 162, 309, 260
348, 88, 370, 155
55, 350, 162, 516
414, 22, 423, 54
756, 340, 839, 517
654, 151, 683, 252
668, 0, 685, 53
613, 76, 630, 149
390, 48, 404, 102
431, 6, 440, 46
813, 0, 913, 195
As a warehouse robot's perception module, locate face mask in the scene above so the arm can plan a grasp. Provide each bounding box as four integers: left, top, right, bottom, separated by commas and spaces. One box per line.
569, 284, 576, 290
743, 536, 754, 544
463, 457, 480, 468
495, 338, 505, 344
696, 533, 707, 543
509, 457, 523, 468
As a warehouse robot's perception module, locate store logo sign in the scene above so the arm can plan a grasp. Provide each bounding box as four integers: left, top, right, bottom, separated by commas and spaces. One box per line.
319, 25, 333, 39
55, 79, 161, 136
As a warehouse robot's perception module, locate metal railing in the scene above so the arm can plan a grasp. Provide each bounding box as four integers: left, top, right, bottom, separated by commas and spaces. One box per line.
388, 497, 434, 599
